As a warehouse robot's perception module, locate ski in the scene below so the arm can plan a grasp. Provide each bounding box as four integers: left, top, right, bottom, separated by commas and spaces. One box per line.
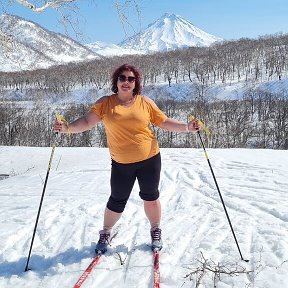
153, 249, 160, 288
73, 230, 119, 288
73, 254, 102, 288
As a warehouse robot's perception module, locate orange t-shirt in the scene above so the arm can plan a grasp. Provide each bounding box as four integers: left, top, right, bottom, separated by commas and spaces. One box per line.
90, 94, 167, 164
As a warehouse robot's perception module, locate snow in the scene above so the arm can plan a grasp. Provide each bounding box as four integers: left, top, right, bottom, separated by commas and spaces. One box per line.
119, 13, 222, 53
1, 13, 222, 72
0, 146, 287, 287
0, 14, 100, 72
85, 13, 223, 56
86, 41, 144, 57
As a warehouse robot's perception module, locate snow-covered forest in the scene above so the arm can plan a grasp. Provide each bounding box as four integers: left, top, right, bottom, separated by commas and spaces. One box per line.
1, 33, 288, 149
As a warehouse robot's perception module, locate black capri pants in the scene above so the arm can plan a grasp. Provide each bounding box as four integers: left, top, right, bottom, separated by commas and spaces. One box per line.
107, 153, 161, 213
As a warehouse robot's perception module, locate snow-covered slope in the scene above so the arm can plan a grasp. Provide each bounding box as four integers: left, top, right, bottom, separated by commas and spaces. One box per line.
0, 147, 287, 287
0, 14, 100, 72
86, 41, 144, 57
119, 13, 222, 52
0, 13, 222, 70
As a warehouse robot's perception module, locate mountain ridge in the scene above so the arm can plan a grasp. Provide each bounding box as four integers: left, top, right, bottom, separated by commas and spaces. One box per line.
0, 14, 100, 72
85, 41, 144, 57
0, 13, 222, 71
118, 13, 222, 52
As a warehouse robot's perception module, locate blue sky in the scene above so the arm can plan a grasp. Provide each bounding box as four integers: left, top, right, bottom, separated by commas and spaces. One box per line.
2, 0, 288, 44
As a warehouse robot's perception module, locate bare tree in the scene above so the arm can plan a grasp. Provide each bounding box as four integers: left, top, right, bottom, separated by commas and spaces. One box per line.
10, 0, 76, 12
114, 0, 142, 39
0, 0, 142, 51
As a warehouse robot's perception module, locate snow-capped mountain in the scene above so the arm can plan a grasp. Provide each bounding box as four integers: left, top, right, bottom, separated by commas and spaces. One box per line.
119, 13, 222, 53
0, 13, 223, 71
0, 14, 100, 72
86, 41, 144, 57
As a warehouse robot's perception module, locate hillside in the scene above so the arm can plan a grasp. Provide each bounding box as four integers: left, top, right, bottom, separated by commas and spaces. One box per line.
0, 13, 222, 71
0, 14, 100, 72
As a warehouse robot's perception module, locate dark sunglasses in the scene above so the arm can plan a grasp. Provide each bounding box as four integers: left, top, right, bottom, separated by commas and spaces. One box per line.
118, 75, 136, 83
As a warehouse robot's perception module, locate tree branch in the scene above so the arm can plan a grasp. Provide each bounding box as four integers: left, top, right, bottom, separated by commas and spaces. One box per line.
14, 0, 75, 12
184, 252, 254, 288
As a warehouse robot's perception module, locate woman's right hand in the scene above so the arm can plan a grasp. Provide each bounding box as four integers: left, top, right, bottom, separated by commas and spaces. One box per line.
54, 119, 69, 133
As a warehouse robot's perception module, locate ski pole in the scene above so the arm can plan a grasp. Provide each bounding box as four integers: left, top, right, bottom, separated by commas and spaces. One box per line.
24, 144, 56, 271
190, 116, 249, 262
24, 114, 65, 271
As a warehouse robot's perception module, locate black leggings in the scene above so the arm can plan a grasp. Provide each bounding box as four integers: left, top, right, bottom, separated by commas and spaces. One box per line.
107, 153, 161, 213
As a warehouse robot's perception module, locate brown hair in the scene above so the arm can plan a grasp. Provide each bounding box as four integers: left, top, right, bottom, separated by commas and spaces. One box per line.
111, 64, 142, 95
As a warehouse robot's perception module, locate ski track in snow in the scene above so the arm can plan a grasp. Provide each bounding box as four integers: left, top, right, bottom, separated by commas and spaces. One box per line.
0, 147, 287, 288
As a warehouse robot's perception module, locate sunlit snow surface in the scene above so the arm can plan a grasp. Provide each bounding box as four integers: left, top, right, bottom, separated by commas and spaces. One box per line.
0, 146, 287, 287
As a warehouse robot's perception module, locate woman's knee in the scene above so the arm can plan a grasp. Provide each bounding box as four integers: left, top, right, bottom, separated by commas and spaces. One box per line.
107, 196, 127, 213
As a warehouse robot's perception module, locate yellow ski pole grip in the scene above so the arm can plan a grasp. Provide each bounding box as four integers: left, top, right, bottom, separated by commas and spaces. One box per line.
189, 115, 211, 136
56, 113, 67, 123
55, 113, 70, 135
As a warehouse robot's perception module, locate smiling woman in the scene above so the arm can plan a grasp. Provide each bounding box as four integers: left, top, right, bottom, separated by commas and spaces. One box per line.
53, 63, 201, 256
111, 63, 141, 98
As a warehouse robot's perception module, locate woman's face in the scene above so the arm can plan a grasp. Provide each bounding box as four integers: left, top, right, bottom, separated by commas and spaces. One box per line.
117, 70, 136, 95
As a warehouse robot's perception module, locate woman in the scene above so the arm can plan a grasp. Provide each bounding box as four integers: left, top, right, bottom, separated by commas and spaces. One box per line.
54, 64, 200, 253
